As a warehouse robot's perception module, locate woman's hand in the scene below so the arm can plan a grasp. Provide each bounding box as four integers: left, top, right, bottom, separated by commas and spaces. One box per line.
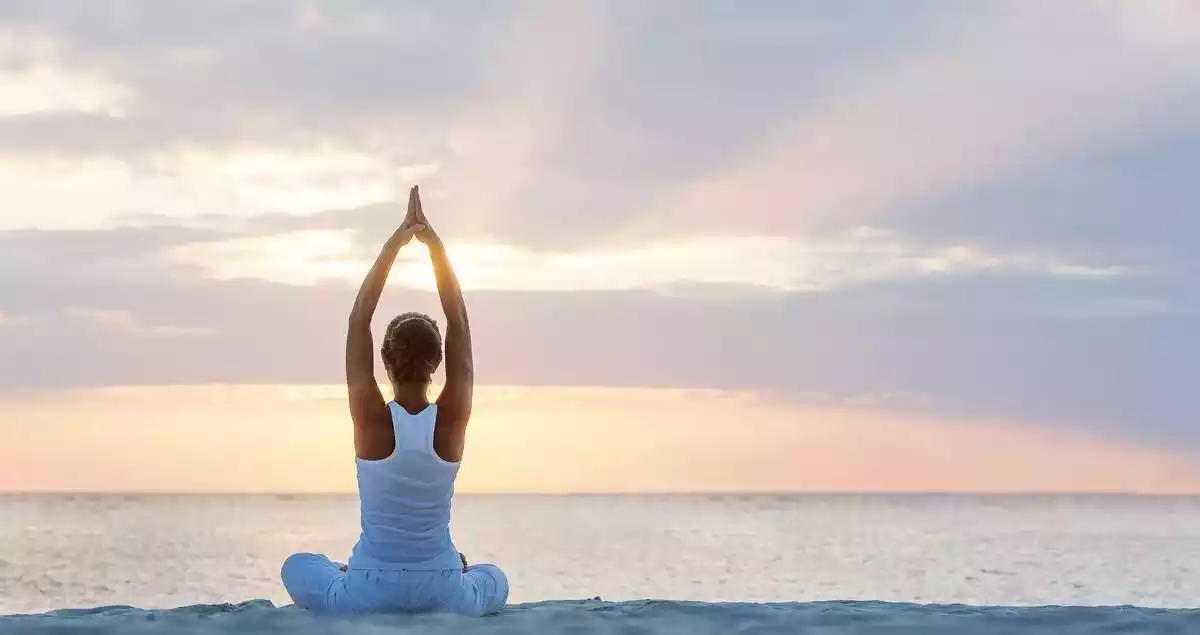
404, 184, 439, 244
391, 221, 426, 248
392, 186, 427, 246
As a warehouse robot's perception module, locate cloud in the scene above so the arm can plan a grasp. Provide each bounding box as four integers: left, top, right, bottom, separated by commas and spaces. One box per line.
876, 118, 1200, 271
0, 3, 487, 229
0, 149, 442, 230
630, 2, 1200, 238
4, 196, 1129, 297
0, 26, 134, 117
1, 1, 1197, 251
0, 310, 29, 328
1, 258, 1196, 452
0, 62, 132, 118
64, 306, 213, 337
168, 225, 1127, 292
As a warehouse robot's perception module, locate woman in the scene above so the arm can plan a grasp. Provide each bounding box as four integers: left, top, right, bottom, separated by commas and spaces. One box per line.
281, 185, 507, 616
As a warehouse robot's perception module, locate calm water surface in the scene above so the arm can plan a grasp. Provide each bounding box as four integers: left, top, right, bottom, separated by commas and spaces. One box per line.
1, 494, 1197, 614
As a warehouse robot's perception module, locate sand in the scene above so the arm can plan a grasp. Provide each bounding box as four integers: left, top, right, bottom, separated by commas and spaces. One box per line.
4, 599, 1198, 634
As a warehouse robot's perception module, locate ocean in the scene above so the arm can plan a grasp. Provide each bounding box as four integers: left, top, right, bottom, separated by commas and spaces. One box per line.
2, 493, 1199, 633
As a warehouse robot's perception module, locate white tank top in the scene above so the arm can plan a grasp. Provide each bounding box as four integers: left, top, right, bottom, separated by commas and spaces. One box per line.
348, 402, 462, 570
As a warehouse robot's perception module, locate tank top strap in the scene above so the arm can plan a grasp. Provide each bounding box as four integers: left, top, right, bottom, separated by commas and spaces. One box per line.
387, 401, 439, 456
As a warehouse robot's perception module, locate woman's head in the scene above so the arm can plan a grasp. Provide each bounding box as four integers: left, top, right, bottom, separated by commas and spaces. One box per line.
381, 312, 443, 385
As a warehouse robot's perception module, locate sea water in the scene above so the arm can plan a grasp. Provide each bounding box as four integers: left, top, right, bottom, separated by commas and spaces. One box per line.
2, 494, 1198, 633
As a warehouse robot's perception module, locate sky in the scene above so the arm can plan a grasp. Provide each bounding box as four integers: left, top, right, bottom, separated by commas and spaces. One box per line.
2, 1, 1199, 493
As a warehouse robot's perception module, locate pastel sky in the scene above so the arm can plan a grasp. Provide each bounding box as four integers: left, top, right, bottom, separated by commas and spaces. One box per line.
2, 1, 1199, 493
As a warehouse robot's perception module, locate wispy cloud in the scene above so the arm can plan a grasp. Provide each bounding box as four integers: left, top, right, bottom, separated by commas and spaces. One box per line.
65, 306, 213, 337
0, 27, 133, 117
0, 310, 29, 328
0, 149, 441, 231
169, 226, 1126, 292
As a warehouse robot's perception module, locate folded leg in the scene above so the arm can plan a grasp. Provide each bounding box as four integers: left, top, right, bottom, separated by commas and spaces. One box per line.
449, 563, 509, 617
280, 552, 346, 613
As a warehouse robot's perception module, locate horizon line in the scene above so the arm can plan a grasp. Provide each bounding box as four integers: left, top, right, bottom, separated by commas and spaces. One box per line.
3, 490, 1199, 497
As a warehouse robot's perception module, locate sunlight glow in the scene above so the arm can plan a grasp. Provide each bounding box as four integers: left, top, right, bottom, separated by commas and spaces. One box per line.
1, 384, 1197, 494
170, 228, 1126, 292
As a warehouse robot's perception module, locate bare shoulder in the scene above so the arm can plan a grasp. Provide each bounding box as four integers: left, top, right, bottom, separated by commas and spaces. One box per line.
351, 390, 396, 461
433, 393, 469, 463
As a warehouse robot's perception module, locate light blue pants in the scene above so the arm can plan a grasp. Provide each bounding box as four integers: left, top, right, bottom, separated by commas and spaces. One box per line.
281, 553, 508, 616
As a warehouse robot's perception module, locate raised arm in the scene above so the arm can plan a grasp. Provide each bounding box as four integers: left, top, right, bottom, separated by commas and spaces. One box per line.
346, 187, 424, 459
411, 189, 473, 456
